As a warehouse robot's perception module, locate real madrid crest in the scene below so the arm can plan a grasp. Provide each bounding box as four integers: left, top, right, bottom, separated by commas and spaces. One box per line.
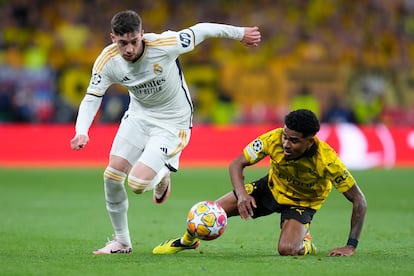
153, 64, 163, 75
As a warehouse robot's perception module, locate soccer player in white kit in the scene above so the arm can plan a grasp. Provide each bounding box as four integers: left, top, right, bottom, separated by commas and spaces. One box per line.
70, 10, 261, 254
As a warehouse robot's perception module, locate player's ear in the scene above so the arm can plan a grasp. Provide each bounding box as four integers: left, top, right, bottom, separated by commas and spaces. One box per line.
307, 136, 315, 147
110, 33, 116, 43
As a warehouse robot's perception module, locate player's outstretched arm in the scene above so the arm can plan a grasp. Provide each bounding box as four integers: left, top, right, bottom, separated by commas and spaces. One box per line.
241, 26, 261, 47
328, 183, 367, 256
189, 23, 261, 48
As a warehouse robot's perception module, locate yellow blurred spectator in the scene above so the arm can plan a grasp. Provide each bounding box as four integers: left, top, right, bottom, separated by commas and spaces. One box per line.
290, 85, 321, 119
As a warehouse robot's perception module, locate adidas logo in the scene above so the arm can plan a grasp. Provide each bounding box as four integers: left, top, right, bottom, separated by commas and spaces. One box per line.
160, 147, 168, 154
122, 76, 130, 82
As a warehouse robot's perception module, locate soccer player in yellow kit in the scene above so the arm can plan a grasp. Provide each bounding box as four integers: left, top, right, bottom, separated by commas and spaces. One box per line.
153, 109, 367, 256
70, 10, 261, 254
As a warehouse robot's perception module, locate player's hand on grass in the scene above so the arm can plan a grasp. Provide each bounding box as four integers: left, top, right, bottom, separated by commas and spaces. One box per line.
70, 134, 89, 150
242, 26, 261, 47
327, 245, 356, 257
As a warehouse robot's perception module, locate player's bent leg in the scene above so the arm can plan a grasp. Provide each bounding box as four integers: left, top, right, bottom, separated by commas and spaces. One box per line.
128, 161, 162, 195
129, 163, 172, 203
153, 230, 200, 254
278, 219, 311, 256
127, 175, 151, 194
153, 167, 171, 204
127, 167, 171, 203
215, 192, 240, 217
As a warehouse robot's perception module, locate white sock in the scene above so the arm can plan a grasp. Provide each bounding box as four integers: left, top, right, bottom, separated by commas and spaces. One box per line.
104, 167, 131, 247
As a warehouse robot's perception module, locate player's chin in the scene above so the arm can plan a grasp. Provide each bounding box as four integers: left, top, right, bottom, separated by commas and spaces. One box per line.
122, 55, 135, 62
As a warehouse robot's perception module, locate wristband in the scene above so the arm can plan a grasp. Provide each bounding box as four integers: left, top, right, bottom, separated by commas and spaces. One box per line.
347, 238, 358, 248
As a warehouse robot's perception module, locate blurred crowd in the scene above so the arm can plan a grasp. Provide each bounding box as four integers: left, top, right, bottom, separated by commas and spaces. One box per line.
1, 0, 414, 125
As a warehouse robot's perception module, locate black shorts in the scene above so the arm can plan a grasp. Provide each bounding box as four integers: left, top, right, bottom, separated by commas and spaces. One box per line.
234, 175, 316, 226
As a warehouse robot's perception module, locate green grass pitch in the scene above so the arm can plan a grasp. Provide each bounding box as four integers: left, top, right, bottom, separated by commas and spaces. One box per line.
1, 167, 413, 275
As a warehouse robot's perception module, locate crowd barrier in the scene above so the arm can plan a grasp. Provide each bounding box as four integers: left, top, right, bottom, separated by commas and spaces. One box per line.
1, 124, 413, 169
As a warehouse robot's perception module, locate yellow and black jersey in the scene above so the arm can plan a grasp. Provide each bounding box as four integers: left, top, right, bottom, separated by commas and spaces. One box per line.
243, 128, 355, 210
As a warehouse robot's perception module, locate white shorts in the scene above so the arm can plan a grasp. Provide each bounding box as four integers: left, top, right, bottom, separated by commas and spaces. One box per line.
109, 114, 191, 173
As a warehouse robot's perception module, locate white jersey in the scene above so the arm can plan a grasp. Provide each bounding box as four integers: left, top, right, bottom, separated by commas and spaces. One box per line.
75, 23, 244, 136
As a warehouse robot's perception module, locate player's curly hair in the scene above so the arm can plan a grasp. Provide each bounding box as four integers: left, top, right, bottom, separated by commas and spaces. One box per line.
111, 10, 142, 36
284, 109, 320, 137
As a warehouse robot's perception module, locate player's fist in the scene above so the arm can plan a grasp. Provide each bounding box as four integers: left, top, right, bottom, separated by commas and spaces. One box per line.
242, 26, 261, 47
70, 134, 89, 150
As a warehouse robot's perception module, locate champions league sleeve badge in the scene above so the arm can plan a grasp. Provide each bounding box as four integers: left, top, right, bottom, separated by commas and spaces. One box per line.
91, 73, 102, 85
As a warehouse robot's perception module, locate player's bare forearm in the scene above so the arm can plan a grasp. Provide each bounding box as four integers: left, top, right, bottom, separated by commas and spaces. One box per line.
328, 184, 367, 257
345, 184, 367, 240
229, 154, 256, 219
241, 26, 261, 47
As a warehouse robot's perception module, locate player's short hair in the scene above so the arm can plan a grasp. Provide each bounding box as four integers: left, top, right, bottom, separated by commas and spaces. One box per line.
284, 109, 320, 137
111, 10, 142, 36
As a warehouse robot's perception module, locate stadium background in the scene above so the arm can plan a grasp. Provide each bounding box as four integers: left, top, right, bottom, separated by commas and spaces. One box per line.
1, 0, 414, 168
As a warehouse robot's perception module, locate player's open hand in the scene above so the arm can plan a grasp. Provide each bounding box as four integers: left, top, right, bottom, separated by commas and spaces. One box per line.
242, 26, 261, 47
237, 194, 257, 220
70, 134, 89, 150
327, 245, 356, 257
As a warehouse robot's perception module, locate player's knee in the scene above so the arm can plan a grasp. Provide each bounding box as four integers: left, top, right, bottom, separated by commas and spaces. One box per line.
278, 243, 301, 256
127, 175, 151, 194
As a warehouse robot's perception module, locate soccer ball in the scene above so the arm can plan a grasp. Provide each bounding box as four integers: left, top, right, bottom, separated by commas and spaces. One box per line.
186, 200, 227, 240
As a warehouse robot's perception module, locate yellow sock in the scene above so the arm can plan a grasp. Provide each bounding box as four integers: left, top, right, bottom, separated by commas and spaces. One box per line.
303, 239, 311, 255
303, 237, 317, 255
181, 230, 197, 245
303, 223, 314, 255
